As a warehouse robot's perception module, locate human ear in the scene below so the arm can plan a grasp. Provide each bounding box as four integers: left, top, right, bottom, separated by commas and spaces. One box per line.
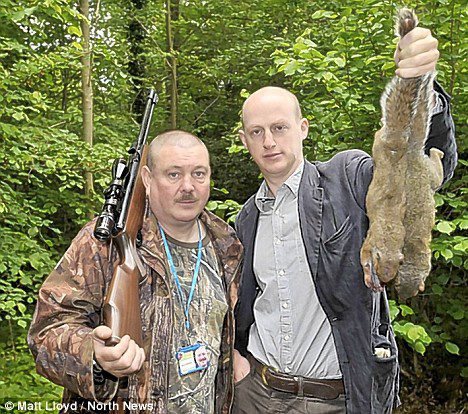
300, 118, 309, 140
239, 130, 248, 149
141, 165, 152, 196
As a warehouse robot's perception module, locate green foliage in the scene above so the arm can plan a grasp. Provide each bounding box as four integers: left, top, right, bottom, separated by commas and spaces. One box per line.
0, 327, 62, 413
0, 0, 136, 329
206, 199, 243, 224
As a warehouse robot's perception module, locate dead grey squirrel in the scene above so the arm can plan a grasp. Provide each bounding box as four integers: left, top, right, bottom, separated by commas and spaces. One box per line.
360, 8, 444, 299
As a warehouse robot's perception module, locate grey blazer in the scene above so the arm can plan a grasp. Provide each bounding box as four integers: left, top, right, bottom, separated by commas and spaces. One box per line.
234, 81, 457, 413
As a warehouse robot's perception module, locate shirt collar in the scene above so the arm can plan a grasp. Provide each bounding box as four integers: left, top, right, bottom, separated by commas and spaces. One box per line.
254, 161, 304, 210
283, 161, 304, 197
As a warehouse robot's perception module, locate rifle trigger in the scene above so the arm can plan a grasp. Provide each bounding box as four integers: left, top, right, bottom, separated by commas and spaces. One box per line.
136, 229, 143, 248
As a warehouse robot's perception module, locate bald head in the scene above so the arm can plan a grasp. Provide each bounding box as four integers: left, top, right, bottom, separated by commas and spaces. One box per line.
238, 86, 309, 192
242, 86, 302, 126
147, 130, 208, 171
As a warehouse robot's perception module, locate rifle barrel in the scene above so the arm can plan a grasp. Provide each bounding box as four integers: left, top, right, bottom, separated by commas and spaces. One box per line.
117, 89, 158, 231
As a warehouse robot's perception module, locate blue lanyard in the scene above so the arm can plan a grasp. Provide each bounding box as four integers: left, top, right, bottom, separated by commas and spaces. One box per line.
159, 221, 203, 331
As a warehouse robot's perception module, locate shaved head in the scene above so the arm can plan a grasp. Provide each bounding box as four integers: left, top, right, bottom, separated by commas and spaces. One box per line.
147, 130, 208, 171
242, 86, 302, 126
238, 86, 308, 193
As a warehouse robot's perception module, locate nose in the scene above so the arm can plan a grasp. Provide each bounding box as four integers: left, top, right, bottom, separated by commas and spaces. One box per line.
181, 175, 195, 192
263, 130, 277, 150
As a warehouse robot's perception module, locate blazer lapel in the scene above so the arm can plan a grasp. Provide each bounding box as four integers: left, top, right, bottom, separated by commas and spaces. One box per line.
237, 197, 259, 290
298, 160, 323, 281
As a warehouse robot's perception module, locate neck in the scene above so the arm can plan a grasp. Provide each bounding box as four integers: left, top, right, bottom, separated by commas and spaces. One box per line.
264, 157, 303, 196
264, 177, 283, 197
159, 219, 203, 243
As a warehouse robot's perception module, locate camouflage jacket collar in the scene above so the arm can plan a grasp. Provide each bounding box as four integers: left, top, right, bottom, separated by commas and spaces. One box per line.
139, 210, 242, 286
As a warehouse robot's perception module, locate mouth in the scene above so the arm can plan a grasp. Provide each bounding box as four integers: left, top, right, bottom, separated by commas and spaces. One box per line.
263, 152, 282, 159
176, 199, 198, 205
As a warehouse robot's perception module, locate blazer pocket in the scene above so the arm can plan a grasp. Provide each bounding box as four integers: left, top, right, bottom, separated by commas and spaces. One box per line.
323, 216, 354, 247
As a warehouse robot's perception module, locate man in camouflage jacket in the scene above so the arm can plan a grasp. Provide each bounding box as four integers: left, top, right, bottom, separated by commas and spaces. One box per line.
28, 131, 243, 414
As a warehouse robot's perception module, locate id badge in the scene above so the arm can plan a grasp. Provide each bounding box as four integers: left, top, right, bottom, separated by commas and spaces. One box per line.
176, 342, 210, 376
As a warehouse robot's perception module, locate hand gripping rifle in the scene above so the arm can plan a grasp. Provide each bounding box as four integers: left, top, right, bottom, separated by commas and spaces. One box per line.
94, 89, 158, 346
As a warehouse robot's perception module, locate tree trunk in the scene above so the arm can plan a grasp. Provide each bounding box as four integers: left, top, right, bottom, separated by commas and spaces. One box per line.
128, 0, 147, 121
60, 24, 69, 113
165, 0, 179, 129
80, 0, 93, 198
61, 68, 69, 112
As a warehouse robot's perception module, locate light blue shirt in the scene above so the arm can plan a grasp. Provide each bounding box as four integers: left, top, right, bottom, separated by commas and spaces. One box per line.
248, 161, 342, 379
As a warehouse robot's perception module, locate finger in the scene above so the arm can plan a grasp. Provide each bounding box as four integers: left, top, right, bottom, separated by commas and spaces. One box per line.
113, 340, 138, 371
399, 36, 438, 61
113, 355, 141, 376
98, 335, 131, 363
396, 61, 436, 79
92, 326, 115, 359
399, 27, 431, 50
92, 326, 113, 342
397, 49, 440, 69
130, 347, 146, 373
235, 372, 244, 383
235, 367, 250, 383
394, 47, 400, 65
130, 347, 145, 372
244, 360, 251, 377
113, 345, 144, 375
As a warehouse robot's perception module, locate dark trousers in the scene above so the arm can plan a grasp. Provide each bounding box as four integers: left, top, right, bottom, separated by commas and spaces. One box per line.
232, 369, 346, 414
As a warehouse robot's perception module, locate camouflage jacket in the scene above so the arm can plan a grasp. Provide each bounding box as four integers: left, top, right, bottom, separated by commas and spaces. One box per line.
28, 210, 243, 414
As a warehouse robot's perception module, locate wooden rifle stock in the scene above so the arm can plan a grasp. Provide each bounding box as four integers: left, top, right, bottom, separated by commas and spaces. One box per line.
95, 89, 157, 347
102, 147, 148, 347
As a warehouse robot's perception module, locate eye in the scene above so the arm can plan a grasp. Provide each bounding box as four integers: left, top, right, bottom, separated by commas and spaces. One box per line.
274, 124, 287, 132
251, 128, 263, 137
193, 171, 206, 179
168, 172, 179, 179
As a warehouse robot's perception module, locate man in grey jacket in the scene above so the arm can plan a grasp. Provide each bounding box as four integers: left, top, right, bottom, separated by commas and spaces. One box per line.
232, 26, 457, 414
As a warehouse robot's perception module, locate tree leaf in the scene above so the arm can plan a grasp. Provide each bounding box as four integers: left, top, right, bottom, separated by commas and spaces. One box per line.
441, 249, 454, 260
432, 284, 443, 295
414, 342, 426, 355
67, 26, 82, 37
407, 326, 420, 341
445, 342, 460, 355
334, 57, 346, 67
283, 60, 300, 76
400, 305, 414, 316
436, 221, 454, 234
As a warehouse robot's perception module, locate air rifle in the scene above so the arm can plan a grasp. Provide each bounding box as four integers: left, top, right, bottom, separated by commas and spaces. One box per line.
94, 89, 158, 346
